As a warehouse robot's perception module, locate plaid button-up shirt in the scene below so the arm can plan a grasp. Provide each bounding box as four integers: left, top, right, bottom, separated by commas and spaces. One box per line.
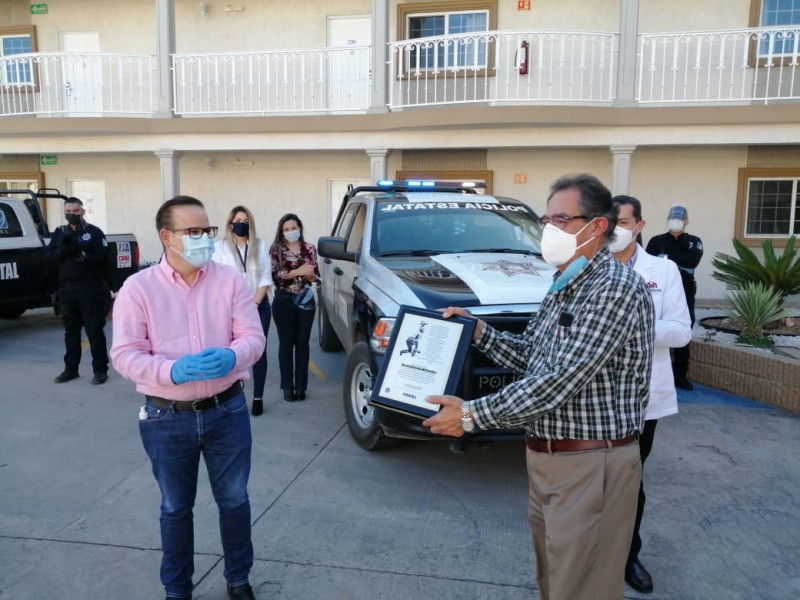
470, 248, 655, 440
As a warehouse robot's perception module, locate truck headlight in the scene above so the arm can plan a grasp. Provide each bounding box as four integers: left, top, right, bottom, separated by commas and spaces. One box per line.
370, 318, 396, 354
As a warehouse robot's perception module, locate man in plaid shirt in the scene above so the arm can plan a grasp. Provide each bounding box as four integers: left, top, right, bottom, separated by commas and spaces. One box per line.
425, 174, 655, 600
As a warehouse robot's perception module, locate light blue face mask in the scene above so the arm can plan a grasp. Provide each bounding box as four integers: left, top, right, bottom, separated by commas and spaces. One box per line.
549, 255, 589, 293
171, 233, 215, 268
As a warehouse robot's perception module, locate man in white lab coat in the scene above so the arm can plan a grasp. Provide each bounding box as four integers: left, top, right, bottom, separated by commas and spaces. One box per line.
610, 195, 692, 595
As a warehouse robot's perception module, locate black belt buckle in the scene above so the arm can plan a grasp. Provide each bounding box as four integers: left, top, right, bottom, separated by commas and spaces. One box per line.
191, 398, 212, 412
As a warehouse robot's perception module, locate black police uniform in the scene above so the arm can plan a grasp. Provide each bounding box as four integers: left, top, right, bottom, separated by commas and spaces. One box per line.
645, 230, 704, 384
45, 220, 110, 379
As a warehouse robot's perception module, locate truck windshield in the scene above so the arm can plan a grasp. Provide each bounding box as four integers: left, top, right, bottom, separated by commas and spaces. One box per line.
372, 200, 543, 257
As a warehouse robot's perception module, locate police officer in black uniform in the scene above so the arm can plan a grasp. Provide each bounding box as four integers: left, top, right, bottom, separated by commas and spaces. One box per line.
646, 204, 704, 390
45, 197, 110, 384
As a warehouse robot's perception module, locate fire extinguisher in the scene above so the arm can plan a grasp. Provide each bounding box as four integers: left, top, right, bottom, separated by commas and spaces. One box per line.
516, 40, 529, 75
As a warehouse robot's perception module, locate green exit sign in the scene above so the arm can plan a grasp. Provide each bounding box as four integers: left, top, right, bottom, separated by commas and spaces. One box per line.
30, 3, 48, 14
40, 155, 57, 166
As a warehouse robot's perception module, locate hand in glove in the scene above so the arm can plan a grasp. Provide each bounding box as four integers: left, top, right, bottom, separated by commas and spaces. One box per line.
194, 347, 237, 380
59, 235, 79, 258
170, 354, 206, 385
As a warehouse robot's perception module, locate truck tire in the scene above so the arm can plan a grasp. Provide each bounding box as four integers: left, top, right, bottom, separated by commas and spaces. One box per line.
0, 306, 26, 319
343, 342, 400, 450
318, 299, 343, 352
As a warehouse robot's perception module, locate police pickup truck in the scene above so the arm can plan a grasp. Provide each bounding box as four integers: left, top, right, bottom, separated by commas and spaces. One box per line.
0, 189, 140, 319
317, 180, 556, 450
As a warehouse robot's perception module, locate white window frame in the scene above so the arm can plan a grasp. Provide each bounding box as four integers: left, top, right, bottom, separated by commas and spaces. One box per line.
737, 168, 800, 244
0, 26, 37, 87
752, 0, 800, 58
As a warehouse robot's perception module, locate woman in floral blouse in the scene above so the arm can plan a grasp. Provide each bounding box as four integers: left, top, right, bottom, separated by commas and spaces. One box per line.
269, 213, 318, 402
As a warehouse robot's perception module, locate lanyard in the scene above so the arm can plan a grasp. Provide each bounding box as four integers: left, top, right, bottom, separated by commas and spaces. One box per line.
237, 243, 248, 272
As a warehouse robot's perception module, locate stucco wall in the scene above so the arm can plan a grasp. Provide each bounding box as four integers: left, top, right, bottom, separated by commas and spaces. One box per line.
638, 0, 752, 33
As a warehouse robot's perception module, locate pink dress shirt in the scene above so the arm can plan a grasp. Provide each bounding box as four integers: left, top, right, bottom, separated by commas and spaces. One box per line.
110, 257, 266, 401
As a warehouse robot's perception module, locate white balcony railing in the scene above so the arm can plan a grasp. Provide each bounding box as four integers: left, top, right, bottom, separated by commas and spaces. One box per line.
172, 46, 371, 115
388, 30, 617, 109
638, 27, 800, 104
0, 53, 155, 117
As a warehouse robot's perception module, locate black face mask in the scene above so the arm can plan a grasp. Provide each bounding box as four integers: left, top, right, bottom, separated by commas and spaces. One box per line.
231, 222, 250, 237
65, 214, 82, 226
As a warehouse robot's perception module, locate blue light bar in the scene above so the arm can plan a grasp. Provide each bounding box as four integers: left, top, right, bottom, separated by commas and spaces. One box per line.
373, 179, 486, 190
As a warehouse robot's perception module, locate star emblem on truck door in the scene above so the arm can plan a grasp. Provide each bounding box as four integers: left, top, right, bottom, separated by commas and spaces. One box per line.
481, 260, 541, 276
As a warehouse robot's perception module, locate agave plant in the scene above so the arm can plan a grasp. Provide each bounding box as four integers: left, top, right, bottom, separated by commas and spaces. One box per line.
712, 236, 800, 301
725, 282, 788, 343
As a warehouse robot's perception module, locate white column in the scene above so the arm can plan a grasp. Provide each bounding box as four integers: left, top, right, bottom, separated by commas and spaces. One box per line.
369, 0, 389, 114
610, 145, 636, 196
366, 149, 391, 182
155, 150, 182, 200
616, 0, 639, 105
154, 0, 176, 118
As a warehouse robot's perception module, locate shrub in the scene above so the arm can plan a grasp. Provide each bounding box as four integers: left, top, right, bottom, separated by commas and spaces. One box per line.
712, 236, 800, 301
725, 282, 788, 344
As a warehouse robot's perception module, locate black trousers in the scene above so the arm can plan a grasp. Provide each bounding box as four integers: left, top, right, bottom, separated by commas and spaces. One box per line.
672, 277, 696, 378
60, 281, 109, 375
272, 291, 314, 392
628, 418, 659, 564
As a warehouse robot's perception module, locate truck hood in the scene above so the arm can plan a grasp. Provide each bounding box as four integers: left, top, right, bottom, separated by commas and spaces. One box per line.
375, 252, 556, 308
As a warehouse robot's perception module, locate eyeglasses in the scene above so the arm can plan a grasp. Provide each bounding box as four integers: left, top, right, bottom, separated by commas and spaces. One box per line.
170, 226, 219, 239
537, 214, 590, 230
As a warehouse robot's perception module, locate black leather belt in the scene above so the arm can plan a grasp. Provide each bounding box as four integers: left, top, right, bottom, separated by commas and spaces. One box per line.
146, 381, 242, 412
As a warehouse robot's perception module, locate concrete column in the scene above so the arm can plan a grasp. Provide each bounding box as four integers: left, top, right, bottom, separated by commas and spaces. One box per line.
610, 145, 636, 196
155, 150, 182, 200
155, 0, 176, 118
616, 0, 640, 105
369, 0, 389, 113
366, 149, 391, 182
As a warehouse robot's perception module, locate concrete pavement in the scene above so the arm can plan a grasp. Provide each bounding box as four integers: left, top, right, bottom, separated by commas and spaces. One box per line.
1, 308, 798, 599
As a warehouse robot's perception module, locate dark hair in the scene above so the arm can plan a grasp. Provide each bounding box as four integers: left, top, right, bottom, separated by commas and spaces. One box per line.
156, 196, 205, 231
273, 213, 304, 245
548, 174, 616, 241
65, 197, 83, 207
612, 195, 642, 221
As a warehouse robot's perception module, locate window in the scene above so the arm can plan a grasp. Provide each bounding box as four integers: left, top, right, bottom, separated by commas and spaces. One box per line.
736, 168, 800, 244
0, 203, 23, 238
0, 26, 37, 87
398, 1, 496, 71
751, 0, 800, 57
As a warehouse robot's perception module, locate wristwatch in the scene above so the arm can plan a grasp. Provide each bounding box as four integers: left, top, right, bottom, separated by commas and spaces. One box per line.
461, 401, 475, 433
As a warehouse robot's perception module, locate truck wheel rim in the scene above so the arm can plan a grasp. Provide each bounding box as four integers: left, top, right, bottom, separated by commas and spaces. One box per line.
350, 361, 374, 429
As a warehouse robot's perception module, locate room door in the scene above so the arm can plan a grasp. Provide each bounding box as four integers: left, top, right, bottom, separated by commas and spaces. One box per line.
59, 32, 102, 115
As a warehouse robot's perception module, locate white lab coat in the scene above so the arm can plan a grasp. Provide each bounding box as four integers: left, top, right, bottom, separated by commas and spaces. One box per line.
213, 238, 273, 297
631, 244, 692, 420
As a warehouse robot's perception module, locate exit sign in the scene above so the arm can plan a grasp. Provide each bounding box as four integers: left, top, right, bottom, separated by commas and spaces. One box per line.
40, 155, 57, 166
30, 3, 48, 14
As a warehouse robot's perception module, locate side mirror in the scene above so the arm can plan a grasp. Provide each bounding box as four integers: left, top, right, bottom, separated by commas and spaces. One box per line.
318, 236, 356, 262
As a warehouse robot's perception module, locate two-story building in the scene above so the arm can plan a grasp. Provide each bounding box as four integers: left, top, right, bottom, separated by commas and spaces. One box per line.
2, 0, 799, 300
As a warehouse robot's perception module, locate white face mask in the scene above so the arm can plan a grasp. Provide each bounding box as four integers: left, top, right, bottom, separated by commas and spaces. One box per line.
608, 225, 637, 254
539, 219, 596, 267
284, 229, 301, 243
668, 219, 684, 233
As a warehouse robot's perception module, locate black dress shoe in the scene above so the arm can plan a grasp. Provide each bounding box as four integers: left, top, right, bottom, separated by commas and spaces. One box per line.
625, 558, 653, 593
165, 595, 191, 600
296, 390, 306, 401
674, 376, 694, 391
54, 371, 79, 383
283, 389, 295, 402
251, 399, 263, 416
91, 372, 108, 385
227, 582, 255, 599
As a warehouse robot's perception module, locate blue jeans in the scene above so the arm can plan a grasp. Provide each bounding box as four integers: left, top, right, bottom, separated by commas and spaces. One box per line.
252, 300, 271, 398
139, 391, 253, 597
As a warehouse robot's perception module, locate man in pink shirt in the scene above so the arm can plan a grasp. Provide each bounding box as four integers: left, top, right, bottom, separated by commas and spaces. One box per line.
111, 196, 265, 600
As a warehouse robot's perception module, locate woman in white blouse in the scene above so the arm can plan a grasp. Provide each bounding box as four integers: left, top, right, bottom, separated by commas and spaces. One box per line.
214, 205, 273, 416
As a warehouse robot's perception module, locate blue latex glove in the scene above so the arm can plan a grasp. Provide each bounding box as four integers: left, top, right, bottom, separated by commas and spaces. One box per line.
171, 354, 206, 385
195, 347, 237, 380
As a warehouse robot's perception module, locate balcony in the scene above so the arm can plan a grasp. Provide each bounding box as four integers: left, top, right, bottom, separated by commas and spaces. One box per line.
637, 27, 800, 104
0, 52, 155, 117
2, 26, 800, 120
388, 30, 618, 109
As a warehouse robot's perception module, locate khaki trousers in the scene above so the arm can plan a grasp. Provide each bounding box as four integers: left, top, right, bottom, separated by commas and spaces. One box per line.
526, 442, 641, 600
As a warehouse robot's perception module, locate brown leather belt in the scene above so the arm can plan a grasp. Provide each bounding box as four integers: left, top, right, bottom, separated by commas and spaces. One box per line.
146, 381, 242, 412
526, 435, 637, 454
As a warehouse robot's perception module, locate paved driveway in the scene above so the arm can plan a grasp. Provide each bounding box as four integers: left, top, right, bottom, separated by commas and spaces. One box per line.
0, 309, 798, 599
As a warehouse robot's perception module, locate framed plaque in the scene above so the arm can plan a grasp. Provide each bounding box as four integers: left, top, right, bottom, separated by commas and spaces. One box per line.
370, 306, 476, 419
